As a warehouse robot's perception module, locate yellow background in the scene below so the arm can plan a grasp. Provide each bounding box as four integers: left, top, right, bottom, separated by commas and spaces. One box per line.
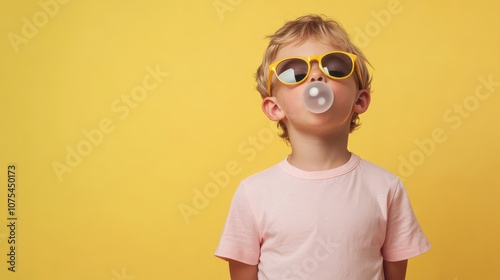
1, 0, 499, 279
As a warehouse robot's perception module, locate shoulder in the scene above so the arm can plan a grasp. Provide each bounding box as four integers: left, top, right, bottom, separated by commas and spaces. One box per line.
240, 159, 287, 186
357, 157, 397, 177
353, 154, 402, 192
233, 159, 292, 202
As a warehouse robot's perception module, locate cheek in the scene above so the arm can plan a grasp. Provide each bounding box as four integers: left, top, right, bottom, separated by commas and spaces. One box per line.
275, 85, 303, 110
330, 82, 358, 109
332, 76, 358, 92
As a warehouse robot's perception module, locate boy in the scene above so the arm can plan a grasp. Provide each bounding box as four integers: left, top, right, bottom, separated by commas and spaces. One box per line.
215, 14, 430, 280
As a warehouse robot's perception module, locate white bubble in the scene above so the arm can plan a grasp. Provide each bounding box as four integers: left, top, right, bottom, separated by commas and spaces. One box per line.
309, 87, 319, 96
318, 97, 326, 105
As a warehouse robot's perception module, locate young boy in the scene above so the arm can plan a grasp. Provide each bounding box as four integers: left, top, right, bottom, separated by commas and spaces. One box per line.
215, 14, 430, 280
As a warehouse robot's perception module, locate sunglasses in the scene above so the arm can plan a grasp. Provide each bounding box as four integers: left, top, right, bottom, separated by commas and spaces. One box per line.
267, 51, 361, 96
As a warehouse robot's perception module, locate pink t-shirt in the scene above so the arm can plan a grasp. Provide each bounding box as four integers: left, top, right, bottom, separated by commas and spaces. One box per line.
215, 154, 430, 279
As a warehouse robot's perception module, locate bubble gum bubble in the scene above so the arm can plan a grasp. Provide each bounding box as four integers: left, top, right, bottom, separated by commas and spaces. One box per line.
303, 81, 334, 114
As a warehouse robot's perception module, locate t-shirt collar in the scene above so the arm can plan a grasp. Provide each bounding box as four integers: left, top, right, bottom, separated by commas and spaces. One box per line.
279, 153, 360, 179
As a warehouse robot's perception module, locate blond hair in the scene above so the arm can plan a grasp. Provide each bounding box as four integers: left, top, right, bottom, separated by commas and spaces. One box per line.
255, 14, 372, 141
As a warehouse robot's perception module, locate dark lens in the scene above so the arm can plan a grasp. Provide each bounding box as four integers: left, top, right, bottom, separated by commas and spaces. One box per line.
276, 58, 308, 84
321, 53, 353, 78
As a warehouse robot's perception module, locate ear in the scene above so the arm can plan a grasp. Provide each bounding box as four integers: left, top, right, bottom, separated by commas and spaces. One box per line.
262, 96, 286, 121
353, 90, 371, 114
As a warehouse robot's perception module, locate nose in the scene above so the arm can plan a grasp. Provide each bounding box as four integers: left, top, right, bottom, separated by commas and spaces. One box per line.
308, 62, 326, 82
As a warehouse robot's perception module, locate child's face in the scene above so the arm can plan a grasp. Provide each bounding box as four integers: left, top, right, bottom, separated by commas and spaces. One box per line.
266, 39, 368, 137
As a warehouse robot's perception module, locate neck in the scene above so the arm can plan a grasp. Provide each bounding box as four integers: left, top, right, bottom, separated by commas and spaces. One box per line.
287, 130, 351, 171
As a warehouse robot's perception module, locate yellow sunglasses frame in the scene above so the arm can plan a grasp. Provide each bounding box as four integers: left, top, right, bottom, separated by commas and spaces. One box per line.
267, 51, 362, 96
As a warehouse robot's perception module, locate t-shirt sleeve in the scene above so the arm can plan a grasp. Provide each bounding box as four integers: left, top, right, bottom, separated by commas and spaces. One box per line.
381, 180, 431, 261
214, 183, 261, 265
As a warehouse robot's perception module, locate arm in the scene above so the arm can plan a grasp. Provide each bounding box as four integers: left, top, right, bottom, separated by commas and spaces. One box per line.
228, 259, 258, 280
383, 259, 408, 280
